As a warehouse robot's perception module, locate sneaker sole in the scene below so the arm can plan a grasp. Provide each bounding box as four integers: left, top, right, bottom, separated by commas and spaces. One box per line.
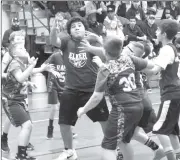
46, 136, 54, 140
2, 149, 10, 153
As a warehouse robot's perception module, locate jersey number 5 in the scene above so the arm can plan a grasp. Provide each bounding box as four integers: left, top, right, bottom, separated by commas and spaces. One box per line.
119, 73, 136, 92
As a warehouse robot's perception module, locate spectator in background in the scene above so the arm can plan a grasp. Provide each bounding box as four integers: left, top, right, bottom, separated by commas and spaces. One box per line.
86, 10, 106, 37
2, 17, 30, 53
174, 36, 180, 58
104, 5, 125, 41
126, 1, 146, 24
123, 16, 146, 45
85, 1, 107, 23
161, 1, 180, 20
115, 1, 127, 18
47, 1, 69, 16
67, 1, 85, 17
138, 9, 161, 54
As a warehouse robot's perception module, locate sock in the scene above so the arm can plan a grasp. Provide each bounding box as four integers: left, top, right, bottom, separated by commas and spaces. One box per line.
145, 138, 159, 151
18, 146, 27, 157
49, 119, 53, 127
175, 148, 180, 159
2, 132, 8, 139
165, 150, 176, 160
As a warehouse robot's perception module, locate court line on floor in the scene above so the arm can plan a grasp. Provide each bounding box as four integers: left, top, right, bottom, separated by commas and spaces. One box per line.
2, 102, 161, 127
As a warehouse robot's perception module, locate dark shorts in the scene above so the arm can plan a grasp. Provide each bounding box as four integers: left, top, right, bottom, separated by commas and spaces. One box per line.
48, 89, 63, 104
101, 102, 143, 150
58, 89, 109, 126
2, 99, 31, 127
153, 99, 180, 136
138, 90, 156, 129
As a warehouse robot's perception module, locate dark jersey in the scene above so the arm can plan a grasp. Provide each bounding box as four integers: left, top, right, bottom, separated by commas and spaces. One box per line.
46, 51, 65, 92
135, 71, 144, 89
3, 59, 28, 101
159, 44, 180, 101
59, 33, 101, 92
95, 55, 147, 105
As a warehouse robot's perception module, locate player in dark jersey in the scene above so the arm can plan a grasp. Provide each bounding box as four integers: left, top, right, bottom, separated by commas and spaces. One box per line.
45, 50, 77, 139
2, 31, 54, 160
50, 16, 109, 160
144, 19, 180, 160
45, 50, 65, 139
1, 51, 35, 153
77, 36, 155, 160
122, 42, 165, 160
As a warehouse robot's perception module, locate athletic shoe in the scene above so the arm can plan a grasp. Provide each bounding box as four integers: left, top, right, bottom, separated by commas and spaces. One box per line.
72, 133, 78, 139
1, 137, 10, 153
15, 153, 37, 160
176, 152, 180, 160
116, 147, 123, 160
54, 149, 77, 160
47, 126, 54, 139
27, 143, 34, 151
153, 145, 165, 160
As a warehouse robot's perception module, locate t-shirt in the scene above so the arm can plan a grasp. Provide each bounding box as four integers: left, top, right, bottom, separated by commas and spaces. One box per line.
59, 33, 101, 92
95, 55, 147, 105
46, 51, 65, 92
3, 59, 28, 101
154, 44, 180, 101
2, 52, 13, 73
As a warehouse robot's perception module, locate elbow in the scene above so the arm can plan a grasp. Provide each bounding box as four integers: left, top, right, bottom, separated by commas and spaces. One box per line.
93, 92, 104, 103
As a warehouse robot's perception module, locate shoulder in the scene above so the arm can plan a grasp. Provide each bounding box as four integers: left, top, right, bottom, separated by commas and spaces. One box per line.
159, 45, 175, 58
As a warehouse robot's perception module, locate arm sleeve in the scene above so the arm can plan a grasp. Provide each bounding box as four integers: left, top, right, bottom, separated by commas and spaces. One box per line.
94, 66, 110, 92
8, 60, 22, 74
131, 56, 148, 71
154, 45, 175, 70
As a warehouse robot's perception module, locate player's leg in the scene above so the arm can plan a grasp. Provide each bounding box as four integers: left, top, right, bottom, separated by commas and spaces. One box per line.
47, 90, 58, 139
8, 102, 36, 160
153, 100, 180, 160
54, 89, 78, 160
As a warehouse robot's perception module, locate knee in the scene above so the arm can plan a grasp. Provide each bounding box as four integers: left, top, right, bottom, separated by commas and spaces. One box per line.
22, 120, 33, 130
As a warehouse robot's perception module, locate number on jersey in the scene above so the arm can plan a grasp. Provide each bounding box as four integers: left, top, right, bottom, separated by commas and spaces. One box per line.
119, 73, 136, 92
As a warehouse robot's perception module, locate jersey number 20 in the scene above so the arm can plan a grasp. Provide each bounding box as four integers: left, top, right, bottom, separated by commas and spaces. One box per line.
119, 73, 136, 92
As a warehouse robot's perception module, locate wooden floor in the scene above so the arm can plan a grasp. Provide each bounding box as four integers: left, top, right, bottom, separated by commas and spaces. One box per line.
2, 89, 172, 160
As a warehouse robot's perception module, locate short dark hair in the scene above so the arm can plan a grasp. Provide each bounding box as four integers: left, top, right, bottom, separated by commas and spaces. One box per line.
66, 16, 88, 35
146, 8, 156, 16
159, 19, 178, 40
103, 36, 123, 58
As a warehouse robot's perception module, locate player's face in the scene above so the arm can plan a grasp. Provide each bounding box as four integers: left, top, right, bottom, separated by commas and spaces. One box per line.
156, 27, 163, 42
12, 35, 25, 46
70, 21, 85, 40
147, 15, 155, 25
107, 12, 115, 20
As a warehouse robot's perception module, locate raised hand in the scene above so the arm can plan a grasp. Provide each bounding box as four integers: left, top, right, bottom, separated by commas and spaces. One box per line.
92, 56, 104, 67
29, 57, 38, 67
78, 40, 91, 53
41, 63, 55, 72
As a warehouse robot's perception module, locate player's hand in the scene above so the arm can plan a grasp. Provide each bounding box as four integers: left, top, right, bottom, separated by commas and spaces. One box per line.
85, 31, 102, 44
29, 57, 38, 67
41, 63, 55, 72
78, 40, 91, 53
97, 8, 102, 14
92, 56, 104, 67
77, 107, 85, 118
27, 81, 37, 89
